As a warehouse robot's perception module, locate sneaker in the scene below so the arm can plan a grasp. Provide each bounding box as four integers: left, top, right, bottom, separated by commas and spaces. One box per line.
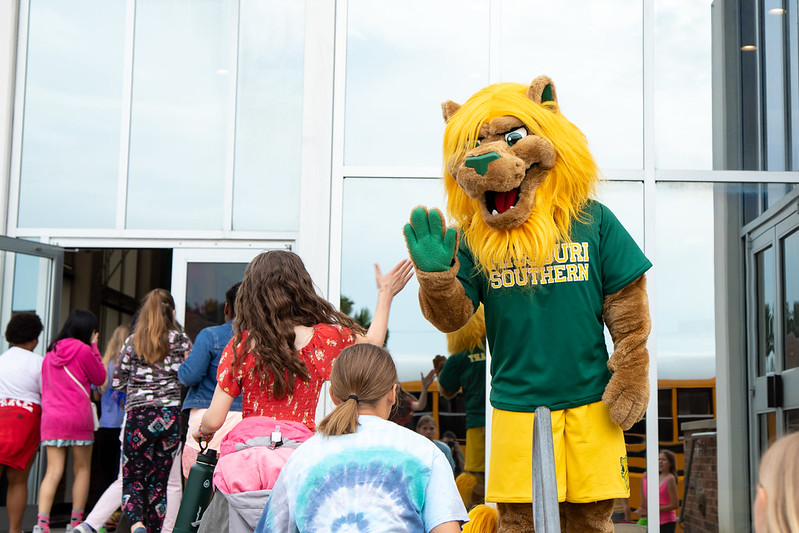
32, 526, 48, 533
73, 523, 98, 533
65, 526, 74, 533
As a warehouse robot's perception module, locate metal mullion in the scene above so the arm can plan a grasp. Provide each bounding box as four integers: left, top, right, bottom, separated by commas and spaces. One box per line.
116, 0, 136, 230
656, 169, 799, 183
787, 1, 799, 169
222, 0, 240, 232
6, 0, 30, 237
642, 1, 660, 531
328, 0, 349, 304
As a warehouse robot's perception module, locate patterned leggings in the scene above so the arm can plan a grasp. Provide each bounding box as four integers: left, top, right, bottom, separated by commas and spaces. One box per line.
122, 406, 181, 532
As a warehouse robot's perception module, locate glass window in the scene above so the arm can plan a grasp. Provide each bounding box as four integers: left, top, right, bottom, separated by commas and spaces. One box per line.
655, 183, 716, 380
501, 0, 643, 170
233, 0, 305, 231
783, 228, 799, 370
677, 388, 714, 416
340, 177, 448, 380
596, 181, 644, 247
18, 0, 126, 228
759, 411, 777, 449
658, 388, 675, 442
757, 246, 776, 376
763, 0, 788, 170
126, 0, 236, 230
344, 0, 489, 167
654, 0, 713, 170
786, 409, 799, 433
184, 262, 247, 342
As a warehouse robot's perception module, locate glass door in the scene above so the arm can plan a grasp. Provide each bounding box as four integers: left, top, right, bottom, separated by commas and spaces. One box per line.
171, 246, 288, 342
0, 236, 64, 505
745, 190, 799, 494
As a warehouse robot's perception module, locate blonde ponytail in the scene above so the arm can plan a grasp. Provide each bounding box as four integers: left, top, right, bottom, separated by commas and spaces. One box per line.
317, 344, 398, 437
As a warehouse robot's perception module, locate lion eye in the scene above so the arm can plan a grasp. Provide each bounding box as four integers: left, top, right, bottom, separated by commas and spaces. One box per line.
475, 139, 482, 147
505, 127, 528, 146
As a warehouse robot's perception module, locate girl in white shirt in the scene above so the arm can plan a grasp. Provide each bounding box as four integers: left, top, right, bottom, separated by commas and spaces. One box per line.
0, 312, 44, 533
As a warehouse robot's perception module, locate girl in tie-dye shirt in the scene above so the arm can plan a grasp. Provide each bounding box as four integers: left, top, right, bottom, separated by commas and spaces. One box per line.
257, 344, 468, 533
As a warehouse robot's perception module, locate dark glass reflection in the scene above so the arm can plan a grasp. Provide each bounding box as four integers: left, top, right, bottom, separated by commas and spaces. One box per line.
759, 412, 777, 450
783, 229, 799, 370
184, 262, 247, 342
757, 247, 775, 375
786, 409, 799, 434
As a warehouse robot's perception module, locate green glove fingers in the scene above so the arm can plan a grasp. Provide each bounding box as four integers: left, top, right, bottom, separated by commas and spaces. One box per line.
403, 207, 457, 272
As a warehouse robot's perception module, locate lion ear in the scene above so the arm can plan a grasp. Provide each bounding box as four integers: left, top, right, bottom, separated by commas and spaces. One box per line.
526, 76, 558, 109
441, 100, 461, 123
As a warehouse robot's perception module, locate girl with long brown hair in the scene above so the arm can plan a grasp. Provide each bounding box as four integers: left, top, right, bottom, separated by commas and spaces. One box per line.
196, 250, 412, 437
194, 250, 411, 531
112, 289, 191, 533
257, 344, 467, 532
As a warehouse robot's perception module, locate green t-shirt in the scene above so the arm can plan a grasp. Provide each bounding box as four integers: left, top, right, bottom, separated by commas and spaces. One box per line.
438, 347, 486, 429
457, 200, 652, 412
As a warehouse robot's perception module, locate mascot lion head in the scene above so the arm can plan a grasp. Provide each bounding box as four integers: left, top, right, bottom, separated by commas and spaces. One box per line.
441, 76, 599, 275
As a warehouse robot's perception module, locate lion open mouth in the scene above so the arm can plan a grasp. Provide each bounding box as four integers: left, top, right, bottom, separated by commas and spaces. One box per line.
485, 187, 520, 215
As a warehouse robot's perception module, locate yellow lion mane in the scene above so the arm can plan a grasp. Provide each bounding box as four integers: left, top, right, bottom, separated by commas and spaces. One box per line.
442, 82, 600, 275
447, 304, 485, 354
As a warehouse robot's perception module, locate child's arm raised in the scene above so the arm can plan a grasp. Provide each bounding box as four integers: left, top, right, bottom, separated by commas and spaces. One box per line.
194, 384, 235, 442
356, 259, 414, 346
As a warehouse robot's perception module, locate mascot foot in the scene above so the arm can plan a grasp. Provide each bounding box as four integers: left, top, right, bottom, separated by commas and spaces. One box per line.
497, 503, 533, 533
561, 500, 614, 533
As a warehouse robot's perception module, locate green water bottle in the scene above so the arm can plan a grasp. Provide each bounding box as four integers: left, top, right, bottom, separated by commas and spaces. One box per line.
174, 442, 218, 533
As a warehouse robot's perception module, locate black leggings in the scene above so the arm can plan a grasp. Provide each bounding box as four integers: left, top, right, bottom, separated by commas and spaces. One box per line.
661, 522, 676, 533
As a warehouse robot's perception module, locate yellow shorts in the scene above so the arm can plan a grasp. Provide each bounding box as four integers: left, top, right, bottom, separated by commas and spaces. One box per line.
486, 401, 629, 504
465, 426, 485, 473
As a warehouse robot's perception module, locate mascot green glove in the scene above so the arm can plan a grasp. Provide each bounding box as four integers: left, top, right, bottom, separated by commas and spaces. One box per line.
403, 76, 652, 533
404, 207, 458, 273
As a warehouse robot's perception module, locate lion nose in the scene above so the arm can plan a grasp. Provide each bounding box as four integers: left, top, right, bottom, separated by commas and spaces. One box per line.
464, 152, 500, 176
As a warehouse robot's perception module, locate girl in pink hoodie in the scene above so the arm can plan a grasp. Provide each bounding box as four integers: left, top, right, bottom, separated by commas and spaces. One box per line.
35, 309, 106, 533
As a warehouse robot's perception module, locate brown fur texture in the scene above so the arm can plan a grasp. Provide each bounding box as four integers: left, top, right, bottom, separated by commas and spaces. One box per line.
497, 503, 533, 532
415, 265, 474, 333
601, 275, 650, 429
494, 500, 615, 533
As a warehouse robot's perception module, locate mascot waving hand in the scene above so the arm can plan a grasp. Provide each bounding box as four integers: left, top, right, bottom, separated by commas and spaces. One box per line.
403, 76, 652, 533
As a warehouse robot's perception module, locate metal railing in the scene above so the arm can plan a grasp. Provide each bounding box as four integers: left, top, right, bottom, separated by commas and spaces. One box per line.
532, 406, 561, 532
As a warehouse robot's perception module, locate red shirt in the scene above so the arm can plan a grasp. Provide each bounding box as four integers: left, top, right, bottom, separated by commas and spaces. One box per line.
217, 324, 356, 431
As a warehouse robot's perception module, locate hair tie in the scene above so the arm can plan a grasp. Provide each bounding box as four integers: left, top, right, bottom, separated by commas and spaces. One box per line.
348, 394, 360, 403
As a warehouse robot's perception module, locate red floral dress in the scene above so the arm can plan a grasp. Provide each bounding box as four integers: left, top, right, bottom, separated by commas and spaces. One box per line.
217, 324, 356, 431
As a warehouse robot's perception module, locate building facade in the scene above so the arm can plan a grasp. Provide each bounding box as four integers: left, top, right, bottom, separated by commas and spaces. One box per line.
0, 1, 797, 531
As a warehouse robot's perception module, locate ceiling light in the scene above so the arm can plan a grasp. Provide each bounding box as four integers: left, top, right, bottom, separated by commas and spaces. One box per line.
768, 8, 786, 14
216, 69, 230, 75
741, 45, 757, 51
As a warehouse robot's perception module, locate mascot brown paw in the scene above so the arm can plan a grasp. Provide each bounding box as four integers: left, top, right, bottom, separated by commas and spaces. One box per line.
497, 503, 533, 533
485, 500, 614, 533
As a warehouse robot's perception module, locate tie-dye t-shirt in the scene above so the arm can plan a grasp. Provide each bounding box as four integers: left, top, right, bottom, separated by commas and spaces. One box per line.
258, 415, 468, 533
217, 324, 355, 431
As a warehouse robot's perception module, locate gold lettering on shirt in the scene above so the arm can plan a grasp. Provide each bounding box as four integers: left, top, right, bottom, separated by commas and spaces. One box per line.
488, 242, 590, 289
467, 351, 487, 362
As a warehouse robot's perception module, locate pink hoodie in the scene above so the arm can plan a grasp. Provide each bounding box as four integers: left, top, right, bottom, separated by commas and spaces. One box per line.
40, 338, 106, 442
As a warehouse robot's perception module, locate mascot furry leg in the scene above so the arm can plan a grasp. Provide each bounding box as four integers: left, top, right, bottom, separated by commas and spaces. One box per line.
403, 76, 652, 533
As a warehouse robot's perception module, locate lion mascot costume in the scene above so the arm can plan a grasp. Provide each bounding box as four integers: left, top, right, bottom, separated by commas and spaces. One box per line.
403, 76, 652, 532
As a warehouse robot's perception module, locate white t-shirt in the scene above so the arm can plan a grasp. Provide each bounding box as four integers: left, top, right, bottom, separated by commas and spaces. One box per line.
0, 346, 43, 404
259, 415, 469, 533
